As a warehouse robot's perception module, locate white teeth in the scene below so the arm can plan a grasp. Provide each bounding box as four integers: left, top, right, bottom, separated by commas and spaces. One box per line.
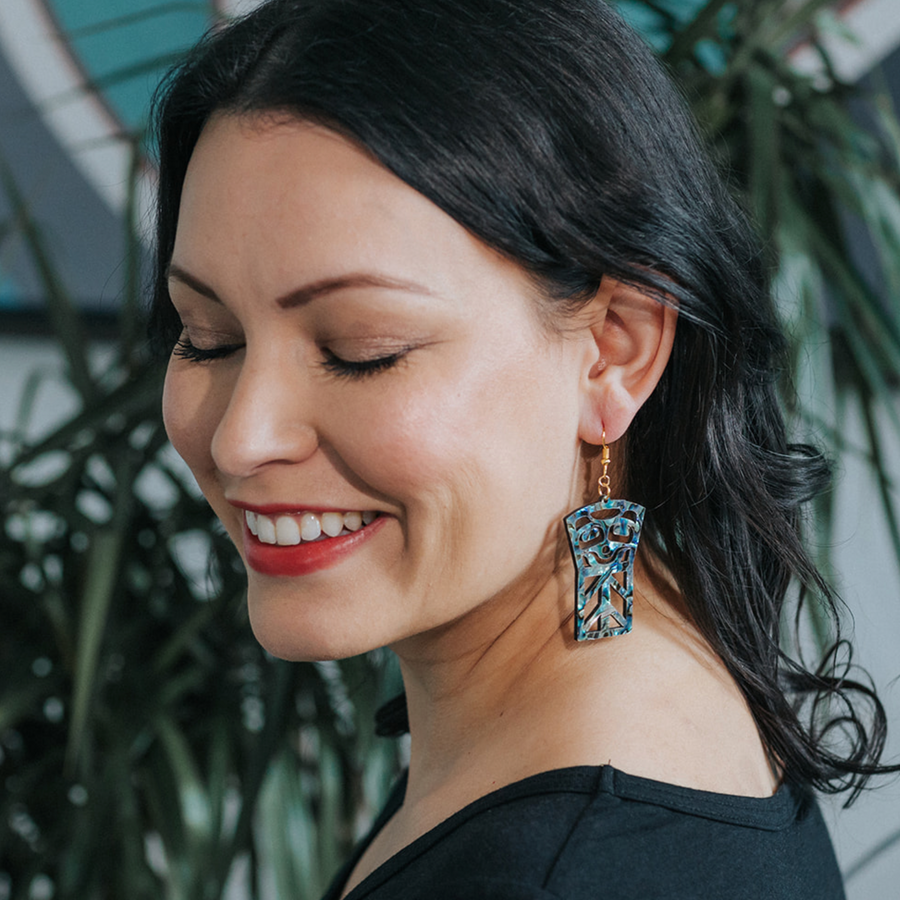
275, 515, 301, 545
257, 515, 277, 545
321, 512, 344, 537
244, 510, 378, 545
300, 513, 322, 541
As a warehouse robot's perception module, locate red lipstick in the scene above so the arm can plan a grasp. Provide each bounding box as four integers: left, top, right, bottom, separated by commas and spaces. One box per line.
241, 512, 386, 577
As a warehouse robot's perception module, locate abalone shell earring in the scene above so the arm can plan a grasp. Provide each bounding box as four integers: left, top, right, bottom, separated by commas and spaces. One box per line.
564, 432, 645, 640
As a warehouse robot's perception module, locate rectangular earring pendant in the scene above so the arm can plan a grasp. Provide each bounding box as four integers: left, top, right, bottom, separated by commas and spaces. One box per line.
564, 498, 645, 640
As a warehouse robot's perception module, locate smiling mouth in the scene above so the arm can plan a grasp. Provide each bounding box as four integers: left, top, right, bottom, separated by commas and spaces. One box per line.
245, 509, 379, 545
242, 508, 385, 577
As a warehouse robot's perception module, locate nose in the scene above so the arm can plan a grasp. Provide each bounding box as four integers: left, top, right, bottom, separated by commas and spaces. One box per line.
210, 348, 318, 478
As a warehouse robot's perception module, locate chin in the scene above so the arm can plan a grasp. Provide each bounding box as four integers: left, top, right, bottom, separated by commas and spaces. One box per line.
246, 591, 391, 662
250, 620, 377, 662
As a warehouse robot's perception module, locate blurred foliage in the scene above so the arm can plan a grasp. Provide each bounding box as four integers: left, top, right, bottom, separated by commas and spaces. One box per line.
653, 0, 900, 580
1, 0, 899, 897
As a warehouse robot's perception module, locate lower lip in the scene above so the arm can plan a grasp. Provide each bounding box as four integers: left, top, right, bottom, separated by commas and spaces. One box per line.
242, 515, 387, 577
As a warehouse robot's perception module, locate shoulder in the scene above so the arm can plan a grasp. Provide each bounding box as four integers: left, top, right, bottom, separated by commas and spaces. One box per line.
400, 770, 843, 900
541, 771, 845, 900
341, 769, 844, 900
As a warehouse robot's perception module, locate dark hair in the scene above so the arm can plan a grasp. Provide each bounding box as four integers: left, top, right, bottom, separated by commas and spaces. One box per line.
149, 0, 894, 800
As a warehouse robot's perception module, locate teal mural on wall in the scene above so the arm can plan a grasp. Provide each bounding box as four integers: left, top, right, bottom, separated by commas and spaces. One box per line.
0, 0, 231, 313
47, 0, 214, 131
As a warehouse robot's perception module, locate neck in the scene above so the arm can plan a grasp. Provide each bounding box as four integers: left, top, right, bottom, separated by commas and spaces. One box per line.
389, 552, 701, 807
392, 563, 574, 801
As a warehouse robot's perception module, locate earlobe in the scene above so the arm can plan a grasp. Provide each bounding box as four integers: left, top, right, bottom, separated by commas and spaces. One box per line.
578, 277, 677, 445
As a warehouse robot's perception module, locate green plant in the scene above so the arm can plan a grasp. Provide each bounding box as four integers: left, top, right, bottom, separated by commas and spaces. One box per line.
1, 1, 899, 897
657, 0, 900, 572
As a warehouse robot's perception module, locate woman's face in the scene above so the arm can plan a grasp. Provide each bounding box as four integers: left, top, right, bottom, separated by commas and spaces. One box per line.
163, 114, 595, 660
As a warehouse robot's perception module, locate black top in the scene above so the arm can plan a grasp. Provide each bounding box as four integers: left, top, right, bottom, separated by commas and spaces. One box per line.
322, 765, 845, 900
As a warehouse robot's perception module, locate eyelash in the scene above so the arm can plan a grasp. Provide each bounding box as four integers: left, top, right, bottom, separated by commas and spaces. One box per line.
320, 347, 408, 379
172, 337, 408, 379
173, 338, 242, 363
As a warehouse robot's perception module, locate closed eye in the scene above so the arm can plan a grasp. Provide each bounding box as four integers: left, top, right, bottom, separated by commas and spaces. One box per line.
320, 347, 411, 379
173, 336, 244, 363
172, 336, 411, 375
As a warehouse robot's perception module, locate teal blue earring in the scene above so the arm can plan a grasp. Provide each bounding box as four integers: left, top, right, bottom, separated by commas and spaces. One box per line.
564, 432, 645, 640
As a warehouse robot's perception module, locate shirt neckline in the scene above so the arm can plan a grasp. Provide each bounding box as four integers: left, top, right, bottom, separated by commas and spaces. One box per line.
329, 764, 799, 900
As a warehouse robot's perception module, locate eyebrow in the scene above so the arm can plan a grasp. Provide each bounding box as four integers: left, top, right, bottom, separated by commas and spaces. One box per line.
165, 263, 436, 308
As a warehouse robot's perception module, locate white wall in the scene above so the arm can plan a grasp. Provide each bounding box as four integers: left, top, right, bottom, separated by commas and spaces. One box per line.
823, 398, 900, 900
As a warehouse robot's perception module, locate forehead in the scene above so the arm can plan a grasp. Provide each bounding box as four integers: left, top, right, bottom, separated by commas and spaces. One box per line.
172, 114, 528, 304
181, 114, 396, 219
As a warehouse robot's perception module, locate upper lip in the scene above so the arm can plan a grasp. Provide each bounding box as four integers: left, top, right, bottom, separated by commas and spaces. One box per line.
229, 501, 373, 515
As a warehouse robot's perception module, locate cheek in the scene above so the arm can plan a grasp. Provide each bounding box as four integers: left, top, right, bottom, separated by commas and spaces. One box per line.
162, 363, 221, 488
327, 349, 578, 515
324, 374, 490, 501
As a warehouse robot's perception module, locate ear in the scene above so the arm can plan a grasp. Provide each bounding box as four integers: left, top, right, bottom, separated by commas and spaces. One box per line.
578, 276, 677, 445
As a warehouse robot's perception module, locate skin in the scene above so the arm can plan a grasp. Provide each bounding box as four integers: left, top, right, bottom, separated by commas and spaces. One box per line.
163, 114, 779, 894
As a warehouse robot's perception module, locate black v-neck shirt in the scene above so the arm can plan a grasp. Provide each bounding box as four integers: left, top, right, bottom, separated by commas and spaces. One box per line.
322, 766, 845, 899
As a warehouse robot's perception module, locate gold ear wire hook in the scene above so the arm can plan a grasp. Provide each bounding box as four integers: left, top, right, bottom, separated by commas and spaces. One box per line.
598, 429, 611, 502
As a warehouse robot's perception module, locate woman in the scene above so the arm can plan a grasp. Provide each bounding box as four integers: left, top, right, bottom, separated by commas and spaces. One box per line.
151, 1, 891, 896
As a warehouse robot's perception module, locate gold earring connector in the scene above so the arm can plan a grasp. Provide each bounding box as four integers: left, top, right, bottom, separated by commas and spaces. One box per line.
598, 430, 611, 502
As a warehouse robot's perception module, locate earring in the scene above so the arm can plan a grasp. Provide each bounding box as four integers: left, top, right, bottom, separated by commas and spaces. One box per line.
564, 431, 645, 640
